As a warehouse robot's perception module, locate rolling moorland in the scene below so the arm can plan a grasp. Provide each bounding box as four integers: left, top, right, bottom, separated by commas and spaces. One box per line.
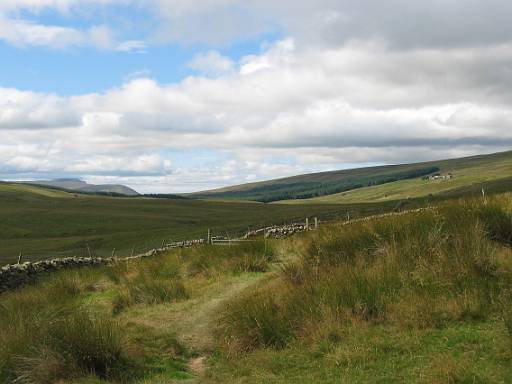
2, 150, 512, 264
0, 182, 356, 264
1, 193, 512, 383
191, 150, 512, 203
1, 152, 512, 383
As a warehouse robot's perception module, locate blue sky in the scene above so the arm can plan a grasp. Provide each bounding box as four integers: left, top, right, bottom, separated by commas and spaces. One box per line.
0, 1, 511, 193
0, 4, 279, 96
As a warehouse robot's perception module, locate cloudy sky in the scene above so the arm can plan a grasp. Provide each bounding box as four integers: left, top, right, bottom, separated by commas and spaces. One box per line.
1, 1, 512, 193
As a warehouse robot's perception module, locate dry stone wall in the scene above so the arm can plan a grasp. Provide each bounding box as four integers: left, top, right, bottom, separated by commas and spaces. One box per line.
244, 223, 310, 239
0, 239, 209, 294
0, 257, 113, 293
0, 210, 430, 294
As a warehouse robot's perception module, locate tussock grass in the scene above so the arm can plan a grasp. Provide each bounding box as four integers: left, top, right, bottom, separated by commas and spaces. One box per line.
183, 240, 276, 277
478, 203, 512, 245
110, 256, 188, 314
0, 256, 196, 383
2, 194, 512, 383
219, 285, 295, 353
218, 196, 512, 354
0, 271, 132, 384
112, 277, 188, 314
109, 241, 274, 316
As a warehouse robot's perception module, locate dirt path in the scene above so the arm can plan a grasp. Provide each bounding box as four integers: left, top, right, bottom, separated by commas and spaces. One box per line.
131, 273, 268, 353
181, 274, 267, 351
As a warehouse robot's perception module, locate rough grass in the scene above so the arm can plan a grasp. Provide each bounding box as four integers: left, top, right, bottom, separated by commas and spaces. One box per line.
2, 194, 512, 383
183, 241, 276, 277
0, 271, 132, 383
0, 182, 346, 263
217, 196, 512, 355
0, 240, 277, 383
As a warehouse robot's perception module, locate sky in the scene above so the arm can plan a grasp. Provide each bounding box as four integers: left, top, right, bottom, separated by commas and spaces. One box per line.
1, 1, 512, 193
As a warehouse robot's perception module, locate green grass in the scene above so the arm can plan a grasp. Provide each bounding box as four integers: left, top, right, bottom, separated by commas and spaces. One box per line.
5, 150, 512, 263
0, 241, 278, 383
206, 322, 512, 383
210, 195, 512, 382
218, 198, 512, 352
0, 182, 351, 263
1, 193, 512, 383
0, 270, 134, 383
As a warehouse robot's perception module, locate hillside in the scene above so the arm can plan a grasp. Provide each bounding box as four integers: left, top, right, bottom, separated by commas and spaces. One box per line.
0, 181, 75, 198
19, 178, 139, 196
1, 193, 511, 383
290, 150, 512, 204
0, 182, 353, 264
191, 150, 512, 203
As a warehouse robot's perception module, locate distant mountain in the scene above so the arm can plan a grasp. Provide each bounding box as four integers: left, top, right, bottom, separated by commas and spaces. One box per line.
21, 178, 139, 196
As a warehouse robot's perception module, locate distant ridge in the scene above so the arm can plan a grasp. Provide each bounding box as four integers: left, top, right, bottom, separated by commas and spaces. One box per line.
190, 150, 512, 203
19, 178, 139, 196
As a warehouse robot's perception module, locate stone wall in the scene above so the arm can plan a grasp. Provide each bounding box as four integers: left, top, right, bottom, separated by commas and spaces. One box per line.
0, 211, 430, 294
0, 257, 113, 293
243, 223, 311, 239
0, 239, 209, 294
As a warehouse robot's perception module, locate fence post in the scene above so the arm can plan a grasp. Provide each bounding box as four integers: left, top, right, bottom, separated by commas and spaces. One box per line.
207, 229, 211, 245
17, 251, 22, 265
315, 217, 318, 230
87, 244, 92, 258
111, 248, 116, 259
306, 218, 309, 230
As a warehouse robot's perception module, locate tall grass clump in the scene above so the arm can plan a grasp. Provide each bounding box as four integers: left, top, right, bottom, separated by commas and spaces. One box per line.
111, 255, 188, 314
0, 271, 133, 384
218, 285, 295, 354
499, 287, 512, 353
184, 240, 276, 277
476, 202, 512, 245
112, 275, 188, 314
218, 197, 512, 353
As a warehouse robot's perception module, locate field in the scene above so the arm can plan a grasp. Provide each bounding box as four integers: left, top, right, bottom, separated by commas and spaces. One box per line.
1, 193, 512, 383
0, 182, 359, 264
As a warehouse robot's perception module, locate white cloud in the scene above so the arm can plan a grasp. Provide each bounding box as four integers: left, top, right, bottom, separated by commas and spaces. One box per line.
0, 15, 144, 50
2, 38, 512, 191
0, 16, 83, 48
0, 1, 145, 50
0, 88, 79, 128
2, 0, 512, 190
188, 51, 235, 77
3, 0, 512, 52
149, 0, 512, 49
116, 40, 147, 53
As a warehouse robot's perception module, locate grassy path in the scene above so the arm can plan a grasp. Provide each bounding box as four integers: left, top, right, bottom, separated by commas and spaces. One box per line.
118, 273, 270, 383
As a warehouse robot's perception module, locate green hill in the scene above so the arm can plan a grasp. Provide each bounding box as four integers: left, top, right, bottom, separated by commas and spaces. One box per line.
19, 178, 140, 196
0, 182, 351, 264
190, 150, 512, 203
